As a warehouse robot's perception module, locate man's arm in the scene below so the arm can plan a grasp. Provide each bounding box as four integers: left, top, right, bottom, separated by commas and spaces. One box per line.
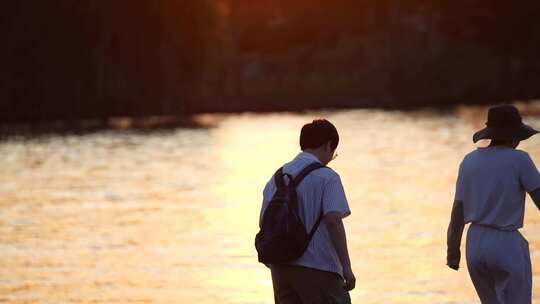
446, 200, 465, 270
325, 211, 355, 291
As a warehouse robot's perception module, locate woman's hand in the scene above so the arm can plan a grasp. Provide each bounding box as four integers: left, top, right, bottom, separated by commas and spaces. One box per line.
447, 249, 460, 271
447, 261, 459, 271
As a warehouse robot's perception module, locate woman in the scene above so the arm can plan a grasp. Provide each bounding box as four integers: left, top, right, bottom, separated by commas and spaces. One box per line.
447, 104, 540, 303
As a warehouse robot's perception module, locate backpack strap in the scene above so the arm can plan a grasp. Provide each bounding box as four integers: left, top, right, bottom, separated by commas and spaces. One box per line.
292, 162, 325, 187
291, 162, 326, 243
274, 167, 293, 189
274, 163, 325, 243
274, 167, 285, 188
308, 212, 324, 242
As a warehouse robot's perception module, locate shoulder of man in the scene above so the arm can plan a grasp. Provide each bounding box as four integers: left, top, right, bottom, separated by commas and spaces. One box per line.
310, 166, 341, 182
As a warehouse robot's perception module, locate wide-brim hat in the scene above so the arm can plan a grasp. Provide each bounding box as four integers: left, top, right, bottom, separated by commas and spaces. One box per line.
473, 104, 539, 143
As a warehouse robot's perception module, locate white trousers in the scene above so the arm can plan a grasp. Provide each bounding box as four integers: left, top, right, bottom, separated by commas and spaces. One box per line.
466, 224, 532, 304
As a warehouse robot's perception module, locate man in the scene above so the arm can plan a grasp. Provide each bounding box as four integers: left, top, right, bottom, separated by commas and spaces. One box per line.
259, 119, 355, 303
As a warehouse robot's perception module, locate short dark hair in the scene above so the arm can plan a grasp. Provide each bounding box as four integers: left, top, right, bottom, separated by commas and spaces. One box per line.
300, 119, 339, 150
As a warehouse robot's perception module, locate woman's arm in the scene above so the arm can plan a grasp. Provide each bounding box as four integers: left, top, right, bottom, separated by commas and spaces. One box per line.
529, 188, 540, 209
447, 200, 465, 270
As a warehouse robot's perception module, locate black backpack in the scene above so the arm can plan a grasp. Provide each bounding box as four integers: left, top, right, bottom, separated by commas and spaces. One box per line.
255, 162, 325, 264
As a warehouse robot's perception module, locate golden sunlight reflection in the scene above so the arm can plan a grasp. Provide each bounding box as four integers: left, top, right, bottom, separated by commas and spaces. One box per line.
2, 108, 540, 303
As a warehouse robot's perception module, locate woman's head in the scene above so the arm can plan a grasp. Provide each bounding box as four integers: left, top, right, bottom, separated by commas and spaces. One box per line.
473, 104, 539, 144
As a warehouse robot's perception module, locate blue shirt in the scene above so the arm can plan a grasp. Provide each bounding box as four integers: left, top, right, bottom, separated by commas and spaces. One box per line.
260, 152, 351, 276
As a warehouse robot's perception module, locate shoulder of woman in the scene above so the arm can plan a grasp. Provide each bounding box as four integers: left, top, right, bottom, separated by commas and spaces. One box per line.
510, 150, 536, 169
513, 149, 531, 159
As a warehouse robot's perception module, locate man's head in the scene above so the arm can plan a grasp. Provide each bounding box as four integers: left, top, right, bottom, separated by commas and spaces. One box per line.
300, 119, 339, 165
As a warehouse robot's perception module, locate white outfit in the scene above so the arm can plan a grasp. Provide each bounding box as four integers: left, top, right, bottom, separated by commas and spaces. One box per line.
466, 224, 531, 303
260, 152, 351, 277
455, 146, 540, 303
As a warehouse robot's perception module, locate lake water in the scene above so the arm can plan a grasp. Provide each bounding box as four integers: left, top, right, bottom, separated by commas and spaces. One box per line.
2, 107, 540, 303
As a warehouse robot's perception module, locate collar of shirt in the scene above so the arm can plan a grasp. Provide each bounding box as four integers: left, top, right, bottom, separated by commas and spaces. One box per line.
295, 151, 323, 164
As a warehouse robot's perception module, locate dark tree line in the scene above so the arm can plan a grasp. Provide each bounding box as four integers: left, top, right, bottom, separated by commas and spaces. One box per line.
1, 0, 215, 123
203, 0, 540, 111
2, 1, 540, 124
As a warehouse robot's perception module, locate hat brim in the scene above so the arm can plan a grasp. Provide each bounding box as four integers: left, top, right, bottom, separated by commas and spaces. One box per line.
473, 123, 539, 143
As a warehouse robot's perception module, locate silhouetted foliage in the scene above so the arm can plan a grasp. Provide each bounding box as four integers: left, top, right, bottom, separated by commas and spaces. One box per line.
2, 1, 540, 124
201, 0, 540, 111
1, 0, 217, 123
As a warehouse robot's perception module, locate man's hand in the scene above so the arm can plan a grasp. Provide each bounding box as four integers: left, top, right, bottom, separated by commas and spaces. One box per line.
343, 266, 356, 291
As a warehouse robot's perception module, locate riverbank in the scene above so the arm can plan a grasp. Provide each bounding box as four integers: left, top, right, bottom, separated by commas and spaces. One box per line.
3, 100, 540, 139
